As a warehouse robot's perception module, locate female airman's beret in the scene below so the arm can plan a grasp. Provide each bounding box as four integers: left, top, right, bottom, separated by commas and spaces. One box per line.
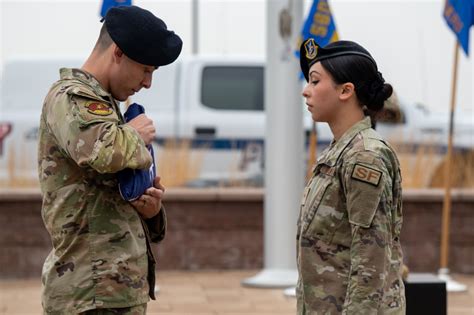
299, 38, 377, 82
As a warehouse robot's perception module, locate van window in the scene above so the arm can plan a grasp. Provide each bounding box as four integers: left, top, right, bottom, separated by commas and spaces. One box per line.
201, 66, 264, 111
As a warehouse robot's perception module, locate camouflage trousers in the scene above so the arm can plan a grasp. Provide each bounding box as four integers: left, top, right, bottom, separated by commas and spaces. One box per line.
79, 304, 147, 315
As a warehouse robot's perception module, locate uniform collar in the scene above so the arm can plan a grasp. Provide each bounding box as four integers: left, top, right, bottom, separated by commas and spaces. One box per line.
59, 68, 112, 99
318, 116, 372, 167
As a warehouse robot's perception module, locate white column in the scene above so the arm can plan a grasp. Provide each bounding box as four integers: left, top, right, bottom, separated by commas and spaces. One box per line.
242, 0, 304, 288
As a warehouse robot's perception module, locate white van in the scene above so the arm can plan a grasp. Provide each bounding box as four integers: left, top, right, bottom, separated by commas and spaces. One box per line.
0, 56, 472, 188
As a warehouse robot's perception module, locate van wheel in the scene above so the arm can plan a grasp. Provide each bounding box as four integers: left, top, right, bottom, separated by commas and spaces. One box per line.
429, 150, 474, 188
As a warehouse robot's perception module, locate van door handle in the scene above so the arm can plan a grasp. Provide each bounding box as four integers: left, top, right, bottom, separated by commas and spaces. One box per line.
195, 127, 216, 137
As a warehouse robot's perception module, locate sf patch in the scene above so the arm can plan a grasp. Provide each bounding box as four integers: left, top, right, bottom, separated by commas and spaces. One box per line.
351, 164, 382, 186
85, 101, 113, 116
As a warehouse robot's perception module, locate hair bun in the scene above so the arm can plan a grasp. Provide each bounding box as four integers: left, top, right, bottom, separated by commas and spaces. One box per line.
369, 79, 384, 95
366, 78, 393, 112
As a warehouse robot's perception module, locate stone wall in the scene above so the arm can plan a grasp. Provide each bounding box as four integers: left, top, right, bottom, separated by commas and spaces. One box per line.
401, 190, 474, 274
0, 188, 473, 279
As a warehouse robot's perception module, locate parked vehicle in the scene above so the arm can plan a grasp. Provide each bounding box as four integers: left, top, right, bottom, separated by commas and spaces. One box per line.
0, 56, 472, 188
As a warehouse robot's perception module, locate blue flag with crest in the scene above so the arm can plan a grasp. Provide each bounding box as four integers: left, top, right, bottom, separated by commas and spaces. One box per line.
100, 0, 132, 18
297, 0, 339, 56
443, 0, 474, 56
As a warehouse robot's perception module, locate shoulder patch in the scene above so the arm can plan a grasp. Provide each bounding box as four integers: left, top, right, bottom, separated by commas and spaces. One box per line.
351, 163, 382, 186
85, 101, 113, 116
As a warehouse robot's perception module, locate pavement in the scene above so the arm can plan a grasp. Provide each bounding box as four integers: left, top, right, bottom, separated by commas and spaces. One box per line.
1, 270, 473, 315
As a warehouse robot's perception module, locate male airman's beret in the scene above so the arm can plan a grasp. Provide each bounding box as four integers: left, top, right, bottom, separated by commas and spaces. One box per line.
299, 39, 377, 82
103, 5, 182, 67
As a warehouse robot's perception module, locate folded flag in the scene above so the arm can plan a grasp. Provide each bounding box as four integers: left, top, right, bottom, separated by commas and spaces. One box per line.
118, 103, 156, 201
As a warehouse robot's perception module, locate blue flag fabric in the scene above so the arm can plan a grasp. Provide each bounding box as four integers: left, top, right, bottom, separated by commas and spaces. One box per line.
296, 0, 339, 79
100, 0, 132, 18
443, 0, 474, 56
298, 0, 339, 56
118, 103, 156, 201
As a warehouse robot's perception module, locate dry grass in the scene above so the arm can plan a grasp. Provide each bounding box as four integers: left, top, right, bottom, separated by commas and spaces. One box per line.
391, 139, 474, 188
0, 143, 39, 188
396, 144, 441, 188
429, 149, 474, 188
0, 139, 206, 189
2, 137, 473, 189
157, 139, 205, 188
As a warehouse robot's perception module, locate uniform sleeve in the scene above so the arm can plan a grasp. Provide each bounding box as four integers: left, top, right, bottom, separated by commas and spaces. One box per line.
342, 151, 393, 314
46, 90, 152, 174
145, 205, 167, 243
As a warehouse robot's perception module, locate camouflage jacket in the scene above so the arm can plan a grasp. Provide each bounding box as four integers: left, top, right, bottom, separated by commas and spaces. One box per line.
296, 117, 405, 315
38, 68, 167, 314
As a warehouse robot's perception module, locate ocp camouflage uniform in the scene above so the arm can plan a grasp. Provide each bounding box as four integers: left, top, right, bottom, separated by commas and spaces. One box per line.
38, 68, 166, 314
296, 117, 405, 314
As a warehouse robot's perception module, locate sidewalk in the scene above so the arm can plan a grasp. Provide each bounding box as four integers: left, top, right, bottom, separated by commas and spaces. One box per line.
1, 271, 473, 314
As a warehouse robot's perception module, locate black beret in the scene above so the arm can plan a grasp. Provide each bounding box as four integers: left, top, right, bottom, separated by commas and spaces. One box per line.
299, 39, 377, 82
103, 5, 182, 67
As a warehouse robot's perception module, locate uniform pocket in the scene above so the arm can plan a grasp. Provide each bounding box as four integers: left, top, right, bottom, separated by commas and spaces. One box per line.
300, 175, 332, 237
302, 175, 346, 244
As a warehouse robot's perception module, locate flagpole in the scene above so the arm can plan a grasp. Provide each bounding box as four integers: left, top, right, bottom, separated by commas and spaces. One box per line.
192, 0, 199, 54
306, 122, 317, 181
438, 40, 466, 292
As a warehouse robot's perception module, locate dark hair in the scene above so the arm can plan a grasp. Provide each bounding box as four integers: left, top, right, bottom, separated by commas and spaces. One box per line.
321, 55, 393, 114
94, 24, 114, 52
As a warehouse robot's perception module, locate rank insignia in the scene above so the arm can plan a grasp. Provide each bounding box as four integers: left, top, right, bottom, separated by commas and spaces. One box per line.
351, 164, 382, 186
304, 38, 318, 60
85, 102, 113, 116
